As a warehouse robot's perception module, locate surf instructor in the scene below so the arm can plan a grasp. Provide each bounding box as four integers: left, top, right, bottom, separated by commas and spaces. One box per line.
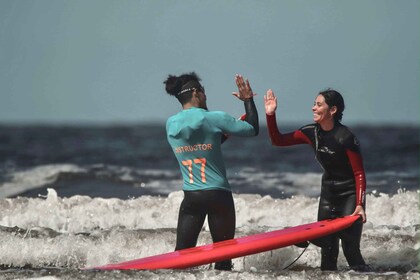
264, 88, 368, 271
164, 72, 259, 270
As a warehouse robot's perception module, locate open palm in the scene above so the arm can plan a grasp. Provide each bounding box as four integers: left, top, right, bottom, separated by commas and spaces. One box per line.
264, 89, 277, 115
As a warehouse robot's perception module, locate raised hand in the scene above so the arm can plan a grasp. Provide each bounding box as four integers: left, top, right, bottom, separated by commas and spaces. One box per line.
232, 74, 256, 101
264, 89, 277, 115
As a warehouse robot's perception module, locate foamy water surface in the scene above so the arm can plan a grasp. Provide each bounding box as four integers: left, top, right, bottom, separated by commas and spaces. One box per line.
0, 187, 418, 280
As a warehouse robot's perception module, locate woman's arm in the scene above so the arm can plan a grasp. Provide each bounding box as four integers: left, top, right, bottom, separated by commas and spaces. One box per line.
346, 149, 367, 223
265, 89, 310, 146
266, 114, 310, 146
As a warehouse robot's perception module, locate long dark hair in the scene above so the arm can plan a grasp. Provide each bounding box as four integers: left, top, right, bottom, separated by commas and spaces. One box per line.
163, 72, 202, 104
318, 89, 345, 122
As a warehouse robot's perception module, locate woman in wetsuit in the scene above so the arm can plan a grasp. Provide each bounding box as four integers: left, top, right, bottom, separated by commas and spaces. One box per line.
264, 88, 368, 271
164, 72, 259, 270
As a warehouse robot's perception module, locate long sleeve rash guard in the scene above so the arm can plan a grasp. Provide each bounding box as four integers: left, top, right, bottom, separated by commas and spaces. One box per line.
166, 107, 257, 192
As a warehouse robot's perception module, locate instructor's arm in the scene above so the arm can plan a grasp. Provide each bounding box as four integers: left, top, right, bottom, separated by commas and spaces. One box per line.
233, 74, 259, 135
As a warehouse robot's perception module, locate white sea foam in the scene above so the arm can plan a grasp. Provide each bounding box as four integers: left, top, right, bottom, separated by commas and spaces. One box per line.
0, 164, 418, 276
0, 189, 418, 276
1, 189, 418, 233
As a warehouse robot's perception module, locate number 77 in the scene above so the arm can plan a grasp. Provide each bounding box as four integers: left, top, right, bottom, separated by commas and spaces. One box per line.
181, 158, 207, 183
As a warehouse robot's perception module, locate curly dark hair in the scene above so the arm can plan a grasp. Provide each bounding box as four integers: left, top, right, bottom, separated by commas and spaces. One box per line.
163, 72, 202, 104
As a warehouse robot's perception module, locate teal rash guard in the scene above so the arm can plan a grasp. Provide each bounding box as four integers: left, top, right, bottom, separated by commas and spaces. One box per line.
166, 107, 256, 192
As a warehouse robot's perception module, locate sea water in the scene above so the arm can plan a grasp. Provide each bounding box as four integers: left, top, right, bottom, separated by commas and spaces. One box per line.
0, 124, 418, 279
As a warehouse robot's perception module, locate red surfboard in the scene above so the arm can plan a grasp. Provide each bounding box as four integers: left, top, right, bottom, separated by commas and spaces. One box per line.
87, 215, 359, 270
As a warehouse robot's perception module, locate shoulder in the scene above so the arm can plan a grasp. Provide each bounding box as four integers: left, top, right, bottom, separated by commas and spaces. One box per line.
167, 113, 178, 121
299, 123, 317, 137
166, 114, 176, 126
335, 124, 356, 140
166, 112, 181, 125
336, 124, 361, 150
299, 123, 317, 131
204, 111, 236, 123
206, 110, 231, 118
165, 113, 180, 133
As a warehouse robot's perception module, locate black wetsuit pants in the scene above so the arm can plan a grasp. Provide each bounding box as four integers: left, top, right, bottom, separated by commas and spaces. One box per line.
312, 180, 366, 271
175, 190, 235, 270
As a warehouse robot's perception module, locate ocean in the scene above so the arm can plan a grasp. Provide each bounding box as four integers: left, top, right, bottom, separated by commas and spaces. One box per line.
0, 123, 418, 280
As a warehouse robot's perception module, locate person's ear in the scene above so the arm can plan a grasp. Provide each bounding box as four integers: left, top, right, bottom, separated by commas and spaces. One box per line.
330, 106, 337, 116
192, 89, 200, 98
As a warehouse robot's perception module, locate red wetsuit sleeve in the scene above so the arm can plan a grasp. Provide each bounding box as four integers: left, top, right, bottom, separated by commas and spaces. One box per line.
266, 113, 311, 146
346, 149, 366, 206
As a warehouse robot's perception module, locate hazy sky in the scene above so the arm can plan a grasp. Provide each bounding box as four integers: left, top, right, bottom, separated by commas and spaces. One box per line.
1, 0, 419, 125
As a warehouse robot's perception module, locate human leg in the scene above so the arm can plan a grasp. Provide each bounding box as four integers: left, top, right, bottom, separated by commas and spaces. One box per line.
207, 190, 236, 270
339, 195, 367, 269
316, 195, 340, 271
175, 191, 207, 251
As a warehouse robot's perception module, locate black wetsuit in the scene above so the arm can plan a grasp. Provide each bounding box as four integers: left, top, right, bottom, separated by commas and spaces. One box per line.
175, 190, 235, 270
267, 114, 367, 271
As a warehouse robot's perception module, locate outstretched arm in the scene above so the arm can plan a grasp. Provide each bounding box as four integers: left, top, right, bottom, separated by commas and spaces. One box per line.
233, 74, 259, 135
264, 89, 310, 146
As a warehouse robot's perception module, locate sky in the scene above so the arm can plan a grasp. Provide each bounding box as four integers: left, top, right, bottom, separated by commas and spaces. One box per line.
0, 0, 419, 125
